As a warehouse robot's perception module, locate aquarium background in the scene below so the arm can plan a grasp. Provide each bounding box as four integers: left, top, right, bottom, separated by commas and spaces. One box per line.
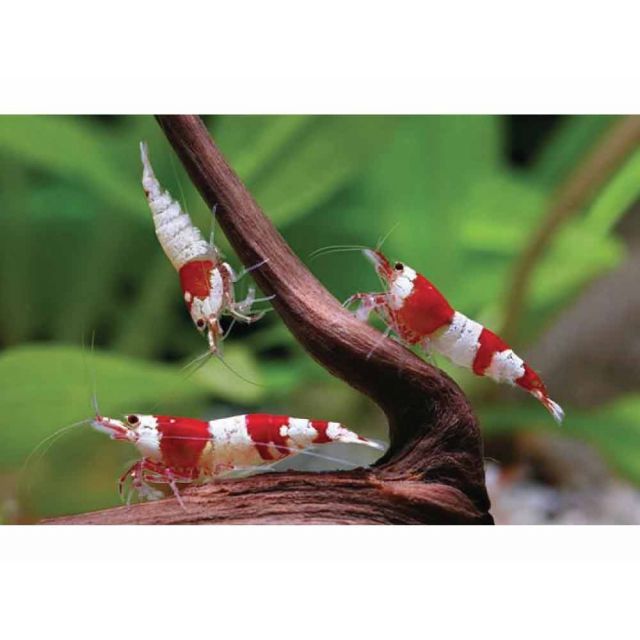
1, 115, 639, 523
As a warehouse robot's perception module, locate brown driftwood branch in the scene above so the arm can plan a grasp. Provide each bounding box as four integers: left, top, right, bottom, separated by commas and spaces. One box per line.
48, 115, 492, 525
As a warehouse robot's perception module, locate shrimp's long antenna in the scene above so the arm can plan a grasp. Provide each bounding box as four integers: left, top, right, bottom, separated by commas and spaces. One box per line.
144, 350, 214, 416
89, 331, 99, 417
148, 343, 263, 416
309, 224, 399, 262
23, 331, 103, 495
375, 222, 400, 251
222, 319, 237, 341
175, 344, 264, 401
309, 244, 369, 261
81, 330, 100, 417
216, 352, 264, 388
19, 420, 92, 496
180, 349, 214, 380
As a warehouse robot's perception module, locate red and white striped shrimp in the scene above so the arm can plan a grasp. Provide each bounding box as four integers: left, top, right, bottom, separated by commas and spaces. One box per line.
345, 249, 564, 423
92, 411, 383, 506
140, 142, 268, 355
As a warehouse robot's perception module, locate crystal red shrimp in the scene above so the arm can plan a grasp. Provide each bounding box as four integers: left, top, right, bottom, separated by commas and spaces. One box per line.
140, 142, 268, 355
91, 412, 383, 506
345, 249, 564, 423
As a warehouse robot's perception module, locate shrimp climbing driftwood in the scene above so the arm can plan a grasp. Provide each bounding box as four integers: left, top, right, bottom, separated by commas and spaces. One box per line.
141, 142, 267, 355
346, 249, 563, 423
46, 115, 493, 525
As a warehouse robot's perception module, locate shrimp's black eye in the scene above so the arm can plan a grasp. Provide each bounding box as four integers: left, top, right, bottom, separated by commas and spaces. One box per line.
127, 414, 139, 426
394, 262, 404, 271
196, 319, 206, 329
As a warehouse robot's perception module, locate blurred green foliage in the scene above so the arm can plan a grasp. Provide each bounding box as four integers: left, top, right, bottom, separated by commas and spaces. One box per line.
0, 115, 638, 521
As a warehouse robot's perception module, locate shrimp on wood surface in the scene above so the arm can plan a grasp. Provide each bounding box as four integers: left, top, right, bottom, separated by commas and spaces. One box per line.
92, 411, 384, 507
345, 249, 564, 423
140, 142, 270, 355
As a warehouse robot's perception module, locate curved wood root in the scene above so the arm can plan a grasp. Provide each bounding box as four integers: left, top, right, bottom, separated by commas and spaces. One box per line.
46, 115, 493, 525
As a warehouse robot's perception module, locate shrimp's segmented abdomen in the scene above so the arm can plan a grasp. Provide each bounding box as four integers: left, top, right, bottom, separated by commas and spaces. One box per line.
140, 142, 211, 270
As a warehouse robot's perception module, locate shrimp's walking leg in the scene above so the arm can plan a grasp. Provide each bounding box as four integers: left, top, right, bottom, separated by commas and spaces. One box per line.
165, 471, 186, 510
343, 293, 396, 358
118, 461, 140, 501
343, 293, 388, 322
367, 325, 392, 360
227, 286, 271, 323
233, 258, 270, 283
140, 462, 197, 510
119, 460, 163, 504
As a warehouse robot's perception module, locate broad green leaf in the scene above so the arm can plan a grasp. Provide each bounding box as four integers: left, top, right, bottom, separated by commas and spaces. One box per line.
0, 160, 36, 343
218, 115, 399, 226
51, 213, 147, 342
112, 251, 181, 358
20, 215, 93, 337
213, 116, 286, 166
0, 116, 141, 215
290, 116, 504, 305
258, 360, 308, 397
459, 175, 547, 255
359, 115, 501, 285
216, 115, 312, 184
190, 345, 264, 401
453, 174, 547, 312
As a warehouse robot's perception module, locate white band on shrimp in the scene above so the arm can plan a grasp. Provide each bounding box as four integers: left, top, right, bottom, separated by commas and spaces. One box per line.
429, 312, 483, 369
140, 142, 211, 270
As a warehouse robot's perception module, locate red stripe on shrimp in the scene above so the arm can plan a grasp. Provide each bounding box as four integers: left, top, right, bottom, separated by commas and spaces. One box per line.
311, 420, 332, 444
179, 260, 214, 303
515, 363, 547, 395
515, 365, 565, 423
472, 327, 510, 375
245, 414, 291, 461
397, 275, 455, 339
156, 416, 210, 469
